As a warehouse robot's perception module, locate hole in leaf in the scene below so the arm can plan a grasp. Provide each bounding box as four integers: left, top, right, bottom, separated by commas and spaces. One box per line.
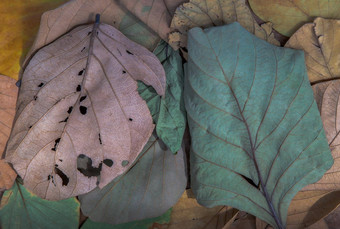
59, 117, 68, 123
80, 95, 87, 102
79, 106, 87, 115
38, 83, 44, 87
76, 85, 81, 92
122, 70, 126, 74
241, 174, 258, 188
77, 154, 102, 177
129, 118, 133, 121
34, 96, 38, 100
98, 133, 102, 145
103, 159, 113, 167
126, 50, 133, 55
67, 106, 73, 114
78, 69, 84, 75
54, 167, 69, 186
51, 138, 61, 151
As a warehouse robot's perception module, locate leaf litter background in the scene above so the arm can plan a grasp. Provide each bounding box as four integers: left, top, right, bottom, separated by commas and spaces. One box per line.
2, 0, 340, 228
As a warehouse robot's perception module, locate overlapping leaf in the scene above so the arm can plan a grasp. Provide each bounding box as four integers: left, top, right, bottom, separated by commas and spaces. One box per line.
0, 75, 18, 190
248, 0, 340, 37
0, 0, 67, 79
0, 181, 79, 229
168, 0, 279, 50
185, 23, 333, 228
117, 0, 186, 43
138, 40, 186, 153
79, 134, 187, 225
23, 0, 161, 71
285, 18, 340, 83
81, 208, 172, 229
5, 22, 166, 200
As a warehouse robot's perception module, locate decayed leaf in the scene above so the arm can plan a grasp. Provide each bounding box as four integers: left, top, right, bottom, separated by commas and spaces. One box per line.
185, 23, 332, 229
153, 189, 238, 229
285, 18, 340, 83
117, 0, 186, 43
138, 40, 186, 153
24, 0, 160, 70
79, 134, 186, 225
229, 212, 256, 229
286, 190, 340, 228
0, 181, 80, 229
248, 0, 340, 37
0, 0, 67, 80
5, 21, 166, 200
168, 0, 279, 50
81, 208, 172, 229
0, 75, 18, 190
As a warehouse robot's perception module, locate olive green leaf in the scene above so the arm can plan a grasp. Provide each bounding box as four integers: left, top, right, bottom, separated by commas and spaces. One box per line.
185, 23, 333, 229
138, 40, 186, 153
0, 181, 79, 229
78, 134, 187, 225
81, 208, 172, 229
248, 0, 340, 37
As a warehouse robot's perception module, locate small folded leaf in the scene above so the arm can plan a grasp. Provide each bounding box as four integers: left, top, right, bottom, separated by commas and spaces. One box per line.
285, 18, 340, 83
138, 40, 186, 153
117, 0, 186, 43
5, 21, 165, 200
185, 23, 332, 228
0, 75, 18, 190
81, 208, 172, 229
248, 0, 340, 37
0, 181, 79, 229
169, 0, 279, 50
79, 134, 187, 225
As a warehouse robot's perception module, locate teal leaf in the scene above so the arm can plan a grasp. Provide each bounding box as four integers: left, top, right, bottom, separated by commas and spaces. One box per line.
0, 181, 79, 229
138, 40, 186, 153
81, 208, 172, 229
79, 134, 186, 225
185, 23, 333, 229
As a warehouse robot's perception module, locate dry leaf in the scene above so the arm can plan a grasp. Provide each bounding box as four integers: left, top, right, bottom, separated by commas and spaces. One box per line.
285, 18, 340, 83
117, 0, 186, 42
256, 218, 273, 229
157, 189, 238, 229
228, 212, 256, 229
0, 75, 17, 190
24, 0, 161, 70
5, 21, 165, 200
287, 191, 340, 228
0, 0, 67, 80
168, 0, 279, 50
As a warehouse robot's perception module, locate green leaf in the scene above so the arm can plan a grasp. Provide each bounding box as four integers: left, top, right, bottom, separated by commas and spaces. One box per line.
248, 0, 340, 37
138, 40, 186, 153
78, 134, 187, 225
0, 181, 79, 229
185, 23, 333, 229
81, 208, 172, 229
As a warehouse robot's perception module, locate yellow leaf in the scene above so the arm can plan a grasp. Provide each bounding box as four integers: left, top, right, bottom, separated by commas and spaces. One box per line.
0, 0, 67, 79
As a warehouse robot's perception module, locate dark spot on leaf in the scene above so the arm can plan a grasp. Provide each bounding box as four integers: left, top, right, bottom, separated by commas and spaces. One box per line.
59, 117, 68, 123
80, 95, 87, 102
47, 175, 51, 180
54, 167, 69, 186
81, 47, 86, 52
77, 154, 102, 177
122, 70, 126, 74
98, 133, 102, 145
78, 69, 85, 75
79, 106, 87, 115
103, 159, 113, 167
59, 159, 63, 162
38, 83, 44, 87
129, 118, 133, 121
51, 138, 61, 151
241, 174, 258, 188
34, 96, 38, 100
29, 125, 32, 129
122, 160, 129, 167
126, 50, 133, 55
67, 106, 73, 114
76, 85, 81, 92
55, 164, 58, 167
87, 31, 92, 36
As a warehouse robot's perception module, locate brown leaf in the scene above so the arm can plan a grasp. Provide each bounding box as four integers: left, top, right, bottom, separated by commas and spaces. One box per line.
117, 0, 187, 42
0, 75, 17, 190
157, 189, 238, 229
285, 18, 340, 83
168, 0, 279, 50
23, 0, 161, 70
228, 212, 256, 229
5, 21, 165, 200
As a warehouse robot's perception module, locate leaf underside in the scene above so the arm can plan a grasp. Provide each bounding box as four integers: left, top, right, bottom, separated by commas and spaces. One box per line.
79, 134, 187, 225
185, 23, 333, 228
5, 22, 165, 200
